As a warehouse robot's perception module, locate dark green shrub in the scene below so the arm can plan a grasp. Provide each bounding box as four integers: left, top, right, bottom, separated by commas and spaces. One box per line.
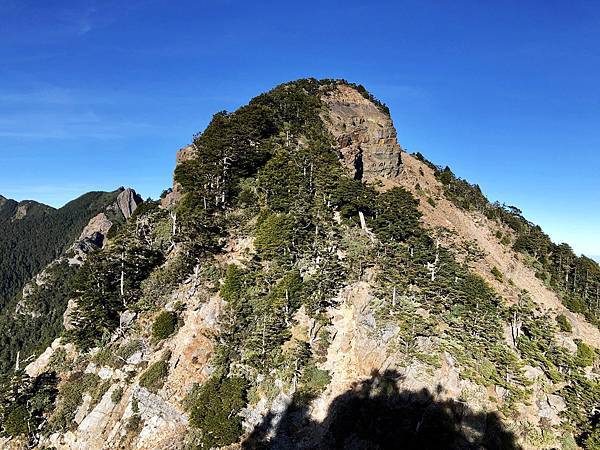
372, 187, 422, 243
139, 361, 169, 392
187, 375, 248, 448
152, 311, 178, 340
491, 266, 503, 282
127, 414, 142, 432
296, 362, 331, 404
220, 264, 245, 303
254, 213, 297, 258
329, 178, 376, 222
556, 314, 572, 333
49, 372, 100, 431
575, 341, 596, 367
3, 405, 29, 436
111, 386, 123, 404
0, 371, 58, 438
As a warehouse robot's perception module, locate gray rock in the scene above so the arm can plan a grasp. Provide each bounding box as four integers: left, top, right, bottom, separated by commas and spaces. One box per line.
523, 364, 544, 381
63, 299, 78, 331
555, 334, 578, 354
134, 386, 188, 425
547, 393, 566, 412
381, 324, 399, 343
360, 312, 376, 329
115, 188, 143, 219
126, 351, 143, 365
98, 366, 114, 380
120, 310, 137, 328
79, 213, 113, 241
74, 394, 93, 425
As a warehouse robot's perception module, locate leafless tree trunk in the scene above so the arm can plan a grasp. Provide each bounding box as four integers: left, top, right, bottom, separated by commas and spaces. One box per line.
359, 211, 375, 242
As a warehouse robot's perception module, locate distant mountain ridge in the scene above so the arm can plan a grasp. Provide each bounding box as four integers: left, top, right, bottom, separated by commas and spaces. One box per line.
0, 189, 121, 306
0, 187, 142, 375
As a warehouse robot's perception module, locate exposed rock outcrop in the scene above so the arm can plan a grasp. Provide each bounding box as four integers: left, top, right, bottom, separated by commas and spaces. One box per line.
12, 200, 50, 221
161, 145, 197, 208
79, 213, 113, 241
68, 189, 141, 264
25, 338, 76, 378
321, 84, 402, 180
115, 188, 143, 219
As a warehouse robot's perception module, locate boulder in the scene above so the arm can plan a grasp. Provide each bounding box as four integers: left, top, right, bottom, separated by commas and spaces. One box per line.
63, 299, 78, 330
115, 188, 142, 219
119, 310, 137, 329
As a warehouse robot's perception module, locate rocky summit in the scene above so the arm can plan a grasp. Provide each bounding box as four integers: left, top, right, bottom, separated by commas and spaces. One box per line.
0, 79, 599, 450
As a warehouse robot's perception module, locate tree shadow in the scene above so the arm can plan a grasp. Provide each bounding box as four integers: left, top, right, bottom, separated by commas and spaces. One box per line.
243, 369, 520, 450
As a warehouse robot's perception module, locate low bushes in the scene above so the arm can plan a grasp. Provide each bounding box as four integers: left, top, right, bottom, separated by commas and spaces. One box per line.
152, 311, 178, 340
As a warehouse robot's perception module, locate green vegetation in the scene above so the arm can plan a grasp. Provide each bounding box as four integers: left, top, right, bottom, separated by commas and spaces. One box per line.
491, 266, 503, 282
0, 261, 78, 375
372, 187, 422, 242
0, 371, 57, 441
0, 190, 126, 375
1, 80, 598, 448
186, 374, 248, 449
49, 371, 102, 432
556, 314, 572, 333
139, 361, 169, 393
575, 341, 596, 367
152, 311, 178, 340
254, 213, 299, 259
111, 386, 123, 404
511, 300, 599, 443
174, 81, 598, 447
126, 414, 142, 432
295, 360, 331, 403
66, 212, 165, 349
0, 190, 121, 306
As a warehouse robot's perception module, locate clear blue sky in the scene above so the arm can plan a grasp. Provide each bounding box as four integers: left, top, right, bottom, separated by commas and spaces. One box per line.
0, 0, 598, 258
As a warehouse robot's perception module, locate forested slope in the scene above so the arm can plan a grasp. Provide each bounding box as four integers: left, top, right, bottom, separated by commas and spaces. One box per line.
0, 190, 123, 308
0, 188, 140, 375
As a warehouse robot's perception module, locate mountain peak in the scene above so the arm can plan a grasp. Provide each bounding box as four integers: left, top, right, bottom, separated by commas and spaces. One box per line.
1, 79, 598, 450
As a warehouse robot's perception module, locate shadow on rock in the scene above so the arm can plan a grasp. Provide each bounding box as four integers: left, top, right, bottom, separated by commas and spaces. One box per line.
243, 369, 520, 450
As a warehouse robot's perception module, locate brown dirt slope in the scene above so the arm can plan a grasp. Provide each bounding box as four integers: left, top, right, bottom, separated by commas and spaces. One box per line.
376, 151, 600, 348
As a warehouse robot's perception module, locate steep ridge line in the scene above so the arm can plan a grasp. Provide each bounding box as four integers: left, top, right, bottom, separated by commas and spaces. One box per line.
385, 151, 600, 348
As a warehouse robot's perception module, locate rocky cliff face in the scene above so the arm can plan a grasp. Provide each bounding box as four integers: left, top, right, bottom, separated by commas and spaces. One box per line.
321, 84, 402, 180
3, 81, 599, 450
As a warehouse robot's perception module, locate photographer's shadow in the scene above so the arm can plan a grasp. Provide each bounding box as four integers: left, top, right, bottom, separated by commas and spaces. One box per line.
243, 369, 519, 450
